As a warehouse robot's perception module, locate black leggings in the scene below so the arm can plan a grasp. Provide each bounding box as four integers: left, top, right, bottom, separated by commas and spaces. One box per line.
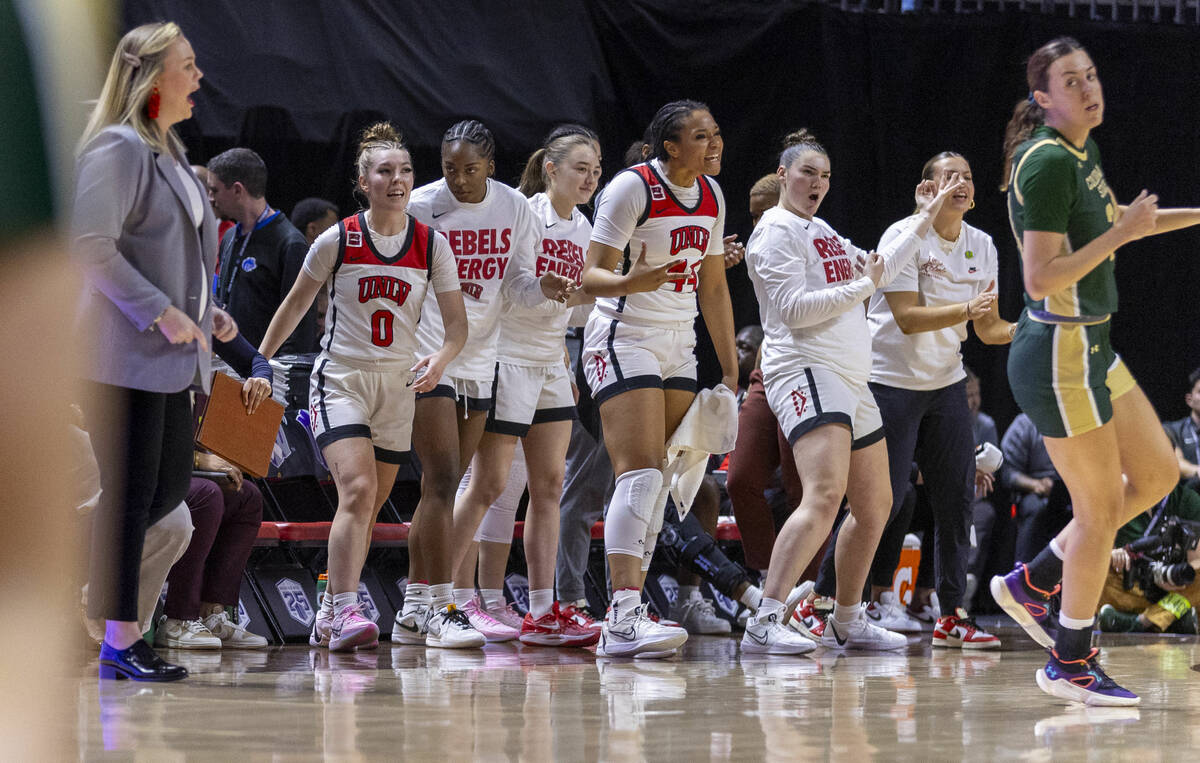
87, 384, 193, 622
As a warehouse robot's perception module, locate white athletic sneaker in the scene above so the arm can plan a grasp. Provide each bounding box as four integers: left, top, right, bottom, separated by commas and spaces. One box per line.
781, 581, 816, 625
669, 595, 731, 635
155, 616, 222, 650
424, 605, 486, 649
741, 611, 817, 655
599, 604, 688, 658
820, 611, 908, 651
203, 610, 268, 648
906, 592, 940, 626
866, 592, 926, 633
390, 603, 428, 645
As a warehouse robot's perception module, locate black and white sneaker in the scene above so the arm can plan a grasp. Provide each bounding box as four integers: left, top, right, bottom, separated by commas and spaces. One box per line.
425, 604, 486, 649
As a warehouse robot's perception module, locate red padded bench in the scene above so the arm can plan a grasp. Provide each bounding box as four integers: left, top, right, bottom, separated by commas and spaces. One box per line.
258, 521, 411, 548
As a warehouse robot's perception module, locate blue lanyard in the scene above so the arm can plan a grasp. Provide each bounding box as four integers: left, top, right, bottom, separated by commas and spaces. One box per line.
215, 208, 279, 305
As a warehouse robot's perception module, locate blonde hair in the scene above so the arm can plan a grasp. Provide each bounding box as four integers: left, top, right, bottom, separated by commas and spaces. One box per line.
79, 22, 186, 157
353, 122, 408, 206
749, 173, 780, 199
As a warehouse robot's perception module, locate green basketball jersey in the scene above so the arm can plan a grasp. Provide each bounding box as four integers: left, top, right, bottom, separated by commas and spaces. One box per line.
1007, 125, 1119, 317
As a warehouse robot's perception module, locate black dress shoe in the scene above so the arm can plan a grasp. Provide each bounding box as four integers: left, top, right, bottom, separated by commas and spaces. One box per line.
99, 640, 188, 682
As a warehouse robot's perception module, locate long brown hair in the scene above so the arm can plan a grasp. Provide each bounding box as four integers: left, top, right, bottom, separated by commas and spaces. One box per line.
914, 151, 965, 213
1000, 37, 1086, 190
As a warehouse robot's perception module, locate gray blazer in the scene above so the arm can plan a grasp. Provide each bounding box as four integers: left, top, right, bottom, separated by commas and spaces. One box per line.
72, 124, 217, 393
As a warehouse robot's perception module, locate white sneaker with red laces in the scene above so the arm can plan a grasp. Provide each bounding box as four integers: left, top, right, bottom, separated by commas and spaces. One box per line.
932, 608, 1001, 649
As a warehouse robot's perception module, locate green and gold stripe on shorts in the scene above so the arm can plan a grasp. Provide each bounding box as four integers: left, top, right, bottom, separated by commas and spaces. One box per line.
1051, 324, 1102, 437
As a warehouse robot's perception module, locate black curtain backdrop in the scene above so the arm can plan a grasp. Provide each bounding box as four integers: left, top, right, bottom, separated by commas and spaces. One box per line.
124, 0, 1200, 433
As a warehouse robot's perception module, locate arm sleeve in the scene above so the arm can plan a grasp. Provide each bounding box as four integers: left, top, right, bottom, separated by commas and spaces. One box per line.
750, 223, 875, 329
879, 221, 920, 293
429, 232, 461, 293
704, 179, 726, 256
499, 201, 546, 309
71, 129, 171, 331
590, 171, 648, 250
1016, 148, 1076, 233
213, 333, 272, 380
300, 226, 341, 284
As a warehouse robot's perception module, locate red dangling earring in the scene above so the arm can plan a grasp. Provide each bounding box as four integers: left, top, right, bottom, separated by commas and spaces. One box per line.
147, 86, 160, 120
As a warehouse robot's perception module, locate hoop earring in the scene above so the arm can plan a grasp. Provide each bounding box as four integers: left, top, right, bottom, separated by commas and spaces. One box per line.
968, 200, 975, 210
147, 86, 160, 120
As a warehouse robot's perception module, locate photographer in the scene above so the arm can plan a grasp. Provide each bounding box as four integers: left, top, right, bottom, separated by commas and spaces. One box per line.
1098, 484, 1200, 634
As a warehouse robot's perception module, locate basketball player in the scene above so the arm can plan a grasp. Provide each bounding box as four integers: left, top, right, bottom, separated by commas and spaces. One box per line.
741, 129, 961, 655
259, 123, 467, 651
580, 100, 738, 658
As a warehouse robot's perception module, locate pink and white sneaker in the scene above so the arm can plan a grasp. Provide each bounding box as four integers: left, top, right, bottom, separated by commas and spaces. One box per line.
329, 603, 379, 652
481, 599, 525, 632
463, 599, 518, 642
309, 607, 333, 648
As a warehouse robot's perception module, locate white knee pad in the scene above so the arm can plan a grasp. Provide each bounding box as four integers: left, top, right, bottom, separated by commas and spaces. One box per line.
605, 468, 663, 559
640, 491, 667, 571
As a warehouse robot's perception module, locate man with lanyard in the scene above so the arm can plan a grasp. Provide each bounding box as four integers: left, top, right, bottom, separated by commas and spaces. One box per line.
1163, 368, 1200, 496
207, 148, 316, 353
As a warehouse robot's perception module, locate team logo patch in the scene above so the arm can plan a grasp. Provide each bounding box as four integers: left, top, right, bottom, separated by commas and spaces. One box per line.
347, 231, 363, 248
237, 598, 252, 629
649, 183, 666, 201
240, 257, 257, 272
276, 577, 315, 626
790, 388, 808, 417
593, 354, 608, 384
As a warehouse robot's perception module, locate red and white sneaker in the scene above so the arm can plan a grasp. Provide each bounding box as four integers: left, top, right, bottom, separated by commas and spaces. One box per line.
559, 602, 603, 638
329, 603, 379, 652
788, 600, 825, 642
932, 608, 1001, 649
520, 602, 601, 647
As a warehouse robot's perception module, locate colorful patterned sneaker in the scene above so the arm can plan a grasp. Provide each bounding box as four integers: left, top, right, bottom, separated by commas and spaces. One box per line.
390, 603, 428, 645
559, 602, 603, 639
820, 612, 908, 651
329, 603, 380, 652
600, 604, 688, 658
990, 564, 1057, 648
932, 608, 1001, 649
788, 600, 825, 642
742, 610, 817, 655
463, 599, 519, 642
1036, 648, 1140, 706
668, 595, 732, 635
521, 601, 600, 647
425, 604, 486, 649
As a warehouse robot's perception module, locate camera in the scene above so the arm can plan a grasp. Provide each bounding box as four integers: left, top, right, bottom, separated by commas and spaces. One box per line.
1122, 515, 1200, 599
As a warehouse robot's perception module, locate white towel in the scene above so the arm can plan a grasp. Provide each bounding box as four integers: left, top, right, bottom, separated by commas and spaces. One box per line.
663, 384, 738, 517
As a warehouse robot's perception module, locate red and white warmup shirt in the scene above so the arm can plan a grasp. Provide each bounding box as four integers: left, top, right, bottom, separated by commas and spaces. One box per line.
409, 178, 545, 381
590, 159, 726, 328
302, 212, 458, 368
498, 192, 591, 366
745, 207, 921, 384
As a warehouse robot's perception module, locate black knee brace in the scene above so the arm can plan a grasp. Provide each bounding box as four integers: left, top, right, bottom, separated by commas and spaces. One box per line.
659, 511, 751, 598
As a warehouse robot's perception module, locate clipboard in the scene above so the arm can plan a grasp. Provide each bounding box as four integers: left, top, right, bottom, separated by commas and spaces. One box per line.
194, 371, 284, 478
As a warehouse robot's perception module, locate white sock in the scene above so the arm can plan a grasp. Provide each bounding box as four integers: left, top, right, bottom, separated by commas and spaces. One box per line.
756, 597, 784, 622
480, 588, 505, 611
332, 591, 358, 614
430, 583, 453, 610
1049, 537, 1066, 560
833, 602, 862, 624
403, 582, 429, 613
740, 585, 763, 611
1059, 613, 1094, 630
452, 588, 474, 608
319, 591, 334, 618
529, 589, 554, 619
610, 588, 641, 623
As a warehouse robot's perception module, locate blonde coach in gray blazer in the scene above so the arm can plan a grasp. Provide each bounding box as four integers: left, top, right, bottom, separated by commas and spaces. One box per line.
75, 21, 226, 682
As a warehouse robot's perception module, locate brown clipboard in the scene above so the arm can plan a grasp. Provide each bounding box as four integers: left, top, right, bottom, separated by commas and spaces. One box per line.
194, 371, 284, 478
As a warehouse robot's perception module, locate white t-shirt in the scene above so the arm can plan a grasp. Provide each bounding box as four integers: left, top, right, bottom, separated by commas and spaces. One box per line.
745, 207, 921, 384
590, 159, 726, 329
303, 213, 458, 368
869, 217, 999, 390
173, 160, 208, 318
409, 178, 545, 381
498, 193, 591, 366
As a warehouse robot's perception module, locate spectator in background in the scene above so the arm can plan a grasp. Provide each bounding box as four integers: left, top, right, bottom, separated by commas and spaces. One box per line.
964, 367, 1005, 605
1162, 367, 1200, 494
208, 148, 317, 353
748, 174, 779, 227
1001, 412, 1070, 563
291, 197, 339, 337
